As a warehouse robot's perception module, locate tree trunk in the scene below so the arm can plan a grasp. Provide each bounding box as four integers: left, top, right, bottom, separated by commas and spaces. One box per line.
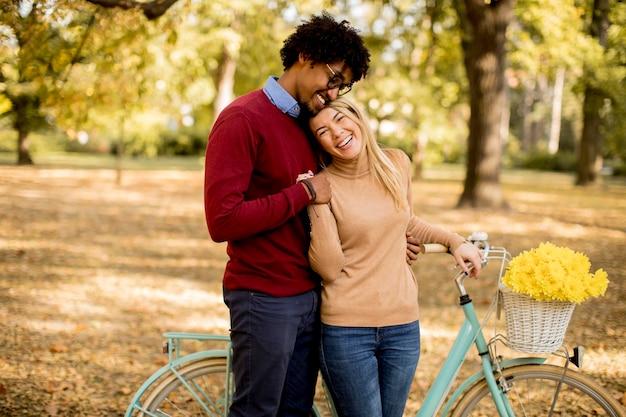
548, 67, 565, 155
412, 132, 427, 181
575, 0, 609, 186
456, 0, 513, 209
576, 88, 604, 185
17, 130, 33, 165
116, 114, 125, 186
213, 44, 237, 120
520, 79, 534, 151
531, 73, 548, 148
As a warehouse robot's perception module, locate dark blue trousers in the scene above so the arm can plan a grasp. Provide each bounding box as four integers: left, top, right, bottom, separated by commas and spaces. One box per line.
223, 287, 320, 417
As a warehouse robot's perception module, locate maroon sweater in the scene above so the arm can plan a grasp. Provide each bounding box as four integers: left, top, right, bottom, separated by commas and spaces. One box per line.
204, 90, 320, 297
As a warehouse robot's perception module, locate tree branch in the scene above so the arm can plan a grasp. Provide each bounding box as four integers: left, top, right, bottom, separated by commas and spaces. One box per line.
84, 0, 180, 20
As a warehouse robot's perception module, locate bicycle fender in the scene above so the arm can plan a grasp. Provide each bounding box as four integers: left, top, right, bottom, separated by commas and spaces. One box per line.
125, 350, 230, 417
440, 357, 546, 416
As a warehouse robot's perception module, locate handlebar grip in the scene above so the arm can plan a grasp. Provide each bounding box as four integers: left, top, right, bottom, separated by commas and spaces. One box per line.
420, 243, 449, 254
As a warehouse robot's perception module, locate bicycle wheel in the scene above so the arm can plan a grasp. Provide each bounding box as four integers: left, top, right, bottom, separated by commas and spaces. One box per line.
452, 364, 625, 417
140, 357, 231, 417
138, 357, 322, 417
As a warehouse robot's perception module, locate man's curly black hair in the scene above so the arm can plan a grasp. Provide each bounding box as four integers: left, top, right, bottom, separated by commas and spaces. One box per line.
280, 11, 371, 84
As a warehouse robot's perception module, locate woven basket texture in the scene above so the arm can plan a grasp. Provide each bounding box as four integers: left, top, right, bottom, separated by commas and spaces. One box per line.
500, 285, 576, 354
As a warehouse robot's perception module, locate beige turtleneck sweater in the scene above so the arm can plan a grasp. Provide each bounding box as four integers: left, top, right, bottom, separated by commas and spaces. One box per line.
308, 148, 465, 327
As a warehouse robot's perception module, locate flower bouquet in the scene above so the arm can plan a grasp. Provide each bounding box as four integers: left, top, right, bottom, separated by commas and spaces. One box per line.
499, 242, 609, 353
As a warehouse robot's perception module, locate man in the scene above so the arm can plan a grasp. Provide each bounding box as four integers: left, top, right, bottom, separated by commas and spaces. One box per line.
204, 12, 371, 417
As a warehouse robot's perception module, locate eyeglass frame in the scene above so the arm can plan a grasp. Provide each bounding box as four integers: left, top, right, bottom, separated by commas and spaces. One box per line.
325, 64, 353, 96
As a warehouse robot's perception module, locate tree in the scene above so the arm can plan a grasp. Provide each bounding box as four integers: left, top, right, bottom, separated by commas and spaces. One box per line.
85, 0, 178, 20
0, 1, 96, 164
506, 0, 590, 160
576, 0, 610, 185
454, 0, 513, 209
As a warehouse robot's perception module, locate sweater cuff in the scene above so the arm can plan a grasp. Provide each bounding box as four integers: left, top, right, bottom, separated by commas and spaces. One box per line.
295, 182, 313, 207
448, 234, 468, 253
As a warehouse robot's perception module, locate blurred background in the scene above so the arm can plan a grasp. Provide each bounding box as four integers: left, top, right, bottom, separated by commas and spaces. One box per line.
1, 0, 624, 192
2, 2, 625, 415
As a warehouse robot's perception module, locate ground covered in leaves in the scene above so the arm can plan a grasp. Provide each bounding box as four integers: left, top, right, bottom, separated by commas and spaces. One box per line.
1, 162, 625, 416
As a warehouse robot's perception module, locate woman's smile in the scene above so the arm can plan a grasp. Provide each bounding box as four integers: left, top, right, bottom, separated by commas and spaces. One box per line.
337, 136, 353, 148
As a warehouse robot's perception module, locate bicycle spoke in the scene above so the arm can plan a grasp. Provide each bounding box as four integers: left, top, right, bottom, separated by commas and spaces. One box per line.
452, 364, 624, 417
140, 359, 230, 417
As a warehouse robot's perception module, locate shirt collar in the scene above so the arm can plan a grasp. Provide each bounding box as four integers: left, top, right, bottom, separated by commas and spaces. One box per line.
263, 76, 301, 118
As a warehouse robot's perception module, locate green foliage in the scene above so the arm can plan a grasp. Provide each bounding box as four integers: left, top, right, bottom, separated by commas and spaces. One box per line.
602, 2, 626, 162
0, 128, 68, 153
0, 0, 624, 176
339, 0, 469, 168
158, 128, 207, 156
510, 149, 578, 172
612, 162, 626, 176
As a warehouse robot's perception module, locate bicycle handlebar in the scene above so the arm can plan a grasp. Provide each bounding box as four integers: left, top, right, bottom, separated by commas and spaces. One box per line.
420, 243, 450, 254
419, 232, 493, 297
419, 232, 490, 256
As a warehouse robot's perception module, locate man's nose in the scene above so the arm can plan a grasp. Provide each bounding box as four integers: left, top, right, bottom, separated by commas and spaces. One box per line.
326, 88, 340, 101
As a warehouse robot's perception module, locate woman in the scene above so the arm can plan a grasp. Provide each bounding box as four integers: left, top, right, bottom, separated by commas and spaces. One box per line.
303, 98, 483, 417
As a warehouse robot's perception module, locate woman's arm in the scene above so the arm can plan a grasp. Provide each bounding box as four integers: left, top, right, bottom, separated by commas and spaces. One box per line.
407, 217, 482, 277
308, 203, 344, 282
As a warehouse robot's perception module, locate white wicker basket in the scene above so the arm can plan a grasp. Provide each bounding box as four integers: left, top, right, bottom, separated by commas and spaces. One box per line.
499, 285, 576, 354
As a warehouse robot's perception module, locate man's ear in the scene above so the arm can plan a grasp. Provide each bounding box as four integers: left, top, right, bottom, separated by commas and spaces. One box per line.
299, 52, 313, 68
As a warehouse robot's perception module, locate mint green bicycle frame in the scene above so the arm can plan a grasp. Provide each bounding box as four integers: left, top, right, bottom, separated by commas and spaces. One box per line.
126, 334, 234, 417
417, 272, 546, 416
125, 245, 549, 417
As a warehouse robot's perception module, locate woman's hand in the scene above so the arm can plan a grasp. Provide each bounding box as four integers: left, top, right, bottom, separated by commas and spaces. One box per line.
296, 170, 315, 183
451, 242, 483, 278
406, 232, 420, 265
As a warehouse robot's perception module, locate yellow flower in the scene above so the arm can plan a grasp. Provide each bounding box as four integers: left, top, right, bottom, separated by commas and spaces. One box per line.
502, 242, 609, 304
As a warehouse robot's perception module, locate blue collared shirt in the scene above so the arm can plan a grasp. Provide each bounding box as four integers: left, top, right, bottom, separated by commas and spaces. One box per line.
263, 76, 301, 118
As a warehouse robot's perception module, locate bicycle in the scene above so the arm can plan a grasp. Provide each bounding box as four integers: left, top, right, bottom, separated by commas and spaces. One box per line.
125, 233, 625, 417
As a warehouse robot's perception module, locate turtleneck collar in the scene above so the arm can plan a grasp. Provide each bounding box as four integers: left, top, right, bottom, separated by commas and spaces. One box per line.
327, 154, 370, 177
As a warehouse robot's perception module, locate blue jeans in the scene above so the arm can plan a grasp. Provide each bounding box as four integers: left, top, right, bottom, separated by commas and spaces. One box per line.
319, 321, 420, 417
224, 288, 320, 417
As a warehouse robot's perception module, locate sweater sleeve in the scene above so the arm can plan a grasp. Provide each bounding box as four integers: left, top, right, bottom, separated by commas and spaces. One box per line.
397, 149, 465, 252
407, 217, 466, 252
204, 107, 311, 242
308, 203, 344, 282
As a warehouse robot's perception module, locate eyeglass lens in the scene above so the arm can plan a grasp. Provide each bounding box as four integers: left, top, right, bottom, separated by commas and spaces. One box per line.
326, 64, 352, 96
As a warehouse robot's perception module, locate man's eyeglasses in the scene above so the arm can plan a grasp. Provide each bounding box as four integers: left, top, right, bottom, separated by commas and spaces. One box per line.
325, 64, 353, 96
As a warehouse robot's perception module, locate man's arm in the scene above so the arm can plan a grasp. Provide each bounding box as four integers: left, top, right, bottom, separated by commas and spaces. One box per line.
204, 115, 311, 242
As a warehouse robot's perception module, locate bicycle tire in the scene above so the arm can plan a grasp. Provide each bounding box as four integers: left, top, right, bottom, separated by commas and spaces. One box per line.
139, 357, 231, 417
451, 363, 625, 417
137, 357, 322, 417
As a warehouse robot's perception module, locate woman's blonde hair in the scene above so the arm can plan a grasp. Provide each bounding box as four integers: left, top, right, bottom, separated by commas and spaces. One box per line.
316, 98, 407, 210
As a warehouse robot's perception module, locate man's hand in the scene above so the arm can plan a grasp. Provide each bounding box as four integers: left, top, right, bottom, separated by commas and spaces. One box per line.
406, 231, 420, 265
307, 173, 331, 204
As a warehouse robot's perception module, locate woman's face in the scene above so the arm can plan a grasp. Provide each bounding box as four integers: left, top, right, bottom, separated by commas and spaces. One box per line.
309, 107, 363, 161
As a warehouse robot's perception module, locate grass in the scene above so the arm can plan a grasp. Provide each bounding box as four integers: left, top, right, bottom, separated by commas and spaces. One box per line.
0, 151, 205, 171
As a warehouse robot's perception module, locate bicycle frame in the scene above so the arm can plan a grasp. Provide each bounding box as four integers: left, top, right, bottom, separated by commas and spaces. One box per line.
417, 246, 546, 416
125, 333, 233, 417
418, 282, 546, 416
126, 243, 570, 417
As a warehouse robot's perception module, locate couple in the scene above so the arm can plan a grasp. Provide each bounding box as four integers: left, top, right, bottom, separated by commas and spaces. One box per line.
203, 11, 482, 417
